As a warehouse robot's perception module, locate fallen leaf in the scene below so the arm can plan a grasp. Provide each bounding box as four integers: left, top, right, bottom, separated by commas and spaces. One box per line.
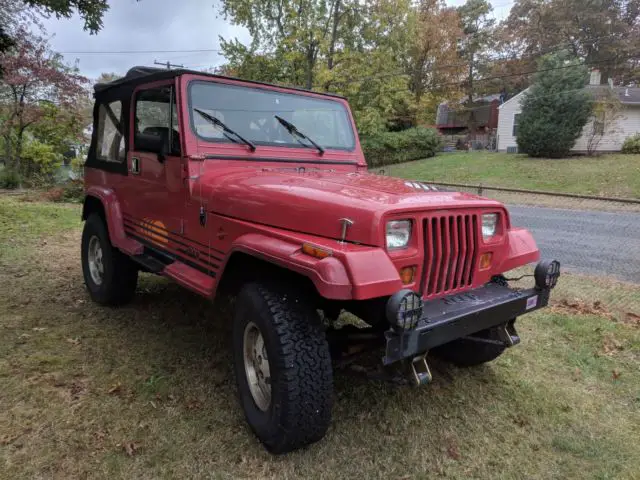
612, 370, 622, 380
446, 439, 461, 460
107, 383, 122, 395
624, 312, 640, 327
0, 434, 18, 446
602, 335, 623, 356
122, 441, 139, 457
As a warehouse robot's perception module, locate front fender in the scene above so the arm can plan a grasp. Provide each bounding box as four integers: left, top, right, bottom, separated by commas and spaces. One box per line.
226, 233, 403, 300
84, 186, 143, 256
497, 227, 541, 272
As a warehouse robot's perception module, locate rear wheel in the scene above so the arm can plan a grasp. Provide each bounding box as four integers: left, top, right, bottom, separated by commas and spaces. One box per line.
81, 213, 138, 306
232, 282, 333, 454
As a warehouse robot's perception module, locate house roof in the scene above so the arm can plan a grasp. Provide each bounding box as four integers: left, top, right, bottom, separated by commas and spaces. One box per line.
499, 85, 640, 109
497, 88, 529, 109
586, 85, 640, 105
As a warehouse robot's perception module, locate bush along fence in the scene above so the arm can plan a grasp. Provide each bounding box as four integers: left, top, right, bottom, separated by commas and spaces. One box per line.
361, 127, 441, 168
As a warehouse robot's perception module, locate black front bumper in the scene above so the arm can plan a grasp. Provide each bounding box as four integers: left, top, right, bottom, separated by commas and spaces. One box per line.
383, 283, 550, 365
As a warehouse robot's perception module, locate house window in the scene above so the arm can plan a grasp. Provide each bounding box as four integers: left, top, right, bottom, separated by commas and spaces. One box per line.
512, 113, 521, 137
96, 101, 125, 163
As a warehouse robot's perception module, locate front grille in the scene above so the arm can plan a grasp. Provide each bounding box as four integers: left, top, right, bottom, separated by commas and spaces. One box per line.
422, 214, 479, 297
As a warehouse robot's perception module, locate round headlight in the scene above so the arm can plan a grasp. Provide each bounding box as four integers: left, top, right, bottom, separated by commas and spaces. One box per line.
386, 220, 412, 249
482, 213, 498, 240
386, 289, 423, 330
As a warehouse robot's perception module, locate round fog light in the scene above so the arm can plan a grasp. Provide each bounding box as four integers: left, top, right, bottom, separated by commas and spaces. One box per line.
534, 260, 561, 290
386, 290, 423, 330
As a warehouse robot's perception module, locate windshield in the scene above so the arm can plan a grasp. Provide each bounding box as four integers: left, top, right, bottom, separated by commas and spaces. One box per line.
188, 81, 355, 151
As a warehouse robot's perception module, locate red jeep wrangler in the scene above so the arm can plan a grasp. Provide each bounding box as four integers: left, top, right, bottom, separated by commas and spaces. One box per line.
82, 66, 560, 454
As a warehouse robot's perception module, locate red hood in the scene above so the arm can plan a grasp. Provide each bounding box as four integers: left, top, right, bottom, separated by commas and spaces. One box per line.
192, 165, 504, 246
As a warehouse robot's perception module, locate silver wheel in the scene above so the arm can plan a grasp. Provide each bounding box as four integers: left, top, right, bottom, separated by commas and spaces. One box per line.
87, 235, 104, 285
243, 322, 271, 411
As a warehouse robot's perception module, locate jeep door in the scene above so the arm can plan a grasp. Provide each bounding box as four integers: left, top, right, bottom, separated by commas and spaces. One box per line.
121, 82, 184, 250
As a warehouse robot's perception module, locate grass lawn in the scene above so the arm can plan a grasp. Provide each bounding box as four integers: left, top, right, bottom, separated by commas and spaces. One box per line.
1, 196, 640, 479
385, 152, 640, 198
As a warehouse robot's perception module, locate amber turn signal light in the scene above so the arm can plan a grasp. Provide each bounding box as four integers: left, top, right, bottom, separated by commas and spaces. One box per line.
301, 243, 332, 259
479, 252, 493, 270
400, 266, 417, 285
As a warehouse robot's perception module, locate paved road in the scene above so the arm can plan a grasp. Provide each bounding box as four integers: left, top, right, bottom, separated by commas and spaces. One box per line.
508, 205, 640, 283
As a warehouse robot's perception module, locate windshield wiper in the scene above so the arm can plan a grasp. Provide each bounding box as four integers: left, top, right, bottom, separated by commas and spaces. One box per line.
274, 115, 325, 155
194, 108, 256, 152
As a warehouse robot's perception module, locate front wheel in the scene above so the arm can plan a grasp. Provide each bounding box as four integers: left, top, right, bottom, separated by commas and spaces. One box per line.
232, 282, 333, 454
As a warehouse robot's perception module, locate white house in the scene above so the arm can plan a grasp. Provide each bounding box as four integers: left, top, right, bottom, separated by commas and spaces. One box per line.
497, 72, 640, 153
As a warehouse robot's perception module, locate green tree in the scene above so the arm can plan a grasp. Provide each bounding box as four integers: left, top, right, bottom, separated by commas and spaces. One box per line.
502, 0, 640, 84
402, 0, 463, 125
517, 52, 593, 158
456, 0, 495, 135
95, 72, 121, 84
30, 102, 85, 158
0, 29, 88, 175
218, 0, 356, 89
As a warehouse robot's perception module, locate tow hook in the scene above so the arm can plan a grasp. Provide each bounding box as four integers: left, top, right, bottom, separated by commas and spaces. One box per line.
497, 321, 521, 347
410, 353, 432, 386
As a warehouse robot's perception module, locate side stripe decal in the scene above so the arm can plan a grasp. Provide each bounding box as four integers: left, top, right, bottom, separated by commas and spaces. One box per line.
127, 232, 217, 278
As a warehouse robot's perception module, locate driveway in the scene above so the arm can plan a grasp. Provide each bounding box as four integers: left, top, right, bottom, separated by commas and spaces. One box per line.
507, 205, 640, 283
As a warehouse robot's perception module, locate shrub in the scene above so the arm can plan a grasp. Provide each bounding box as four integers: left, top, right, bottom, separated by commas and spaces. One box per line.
21, 139, 63, 178
621, 134, 640, 154
361, 127, 441, 168
0, 169, 21, 189
61, 179, 84, 202
517, 52, 592, 158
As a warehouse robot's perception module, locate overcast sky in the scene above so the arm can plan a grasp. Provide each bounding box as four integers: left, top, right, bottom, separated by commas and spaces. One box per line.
39, 0, 513, 82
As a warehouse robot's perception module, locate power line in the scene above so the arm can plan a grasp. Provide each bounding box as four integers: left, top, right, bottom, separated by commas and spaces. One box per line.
59, 48, 223, 55
154, 60, 185, 69
322, 33, 629, 88
314, 34, 637, 88
320, 53, 638, 98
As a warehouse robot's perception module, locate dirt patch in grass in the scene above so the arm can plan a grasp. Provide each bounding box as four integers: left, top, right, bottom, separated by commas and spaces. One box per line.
1, 199, 640, 479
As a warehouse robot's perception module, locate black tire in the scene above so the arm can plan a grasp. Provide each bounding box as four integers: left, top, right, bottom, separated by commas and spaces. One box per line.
81, 213, 138, 306
232, 282, 333, 454
431, 328, 506, 367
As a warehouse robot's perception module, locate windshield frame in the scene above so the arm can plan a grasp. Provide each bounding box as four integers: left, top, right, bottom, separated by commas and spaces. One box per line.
186, 79, 357, 153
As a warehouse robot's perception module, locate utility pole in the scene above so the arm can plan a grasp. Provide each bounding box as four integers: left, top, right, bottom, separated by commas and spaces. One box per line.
154, 60, 184, 70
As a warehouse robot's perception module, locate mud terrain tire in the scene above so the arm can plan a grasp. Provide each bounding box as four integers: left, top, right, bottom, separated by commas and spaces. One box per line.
232, 282, 333, 454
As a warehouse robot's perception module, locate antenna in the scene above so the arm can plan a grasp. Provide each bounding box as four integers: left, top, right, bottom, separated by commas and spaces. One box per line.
154, 60, 184, 70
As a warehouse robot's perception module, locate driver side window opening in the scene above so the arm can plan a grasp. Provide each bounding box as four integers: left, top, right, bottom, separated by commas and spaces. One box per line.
134, 86, 180, 155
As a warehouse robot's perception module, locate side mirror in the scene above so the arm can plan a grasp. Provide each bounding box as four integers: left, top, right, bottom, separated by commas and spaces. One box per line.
135, 133, 168, 161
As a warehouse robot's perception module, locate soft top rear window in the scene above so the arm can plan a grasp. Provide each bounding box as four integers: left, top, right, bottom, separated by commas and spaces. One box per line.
188, 81, 356, 151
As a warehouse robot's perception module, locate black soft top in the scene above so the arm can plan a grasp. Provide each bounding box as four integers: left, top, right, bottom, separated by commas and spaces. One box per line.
94, 66, 345, 100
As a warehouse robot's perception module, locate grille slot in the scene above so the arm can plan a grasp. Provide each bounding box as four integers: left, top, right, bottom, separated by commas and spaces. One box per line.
422, 214, 478, 297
